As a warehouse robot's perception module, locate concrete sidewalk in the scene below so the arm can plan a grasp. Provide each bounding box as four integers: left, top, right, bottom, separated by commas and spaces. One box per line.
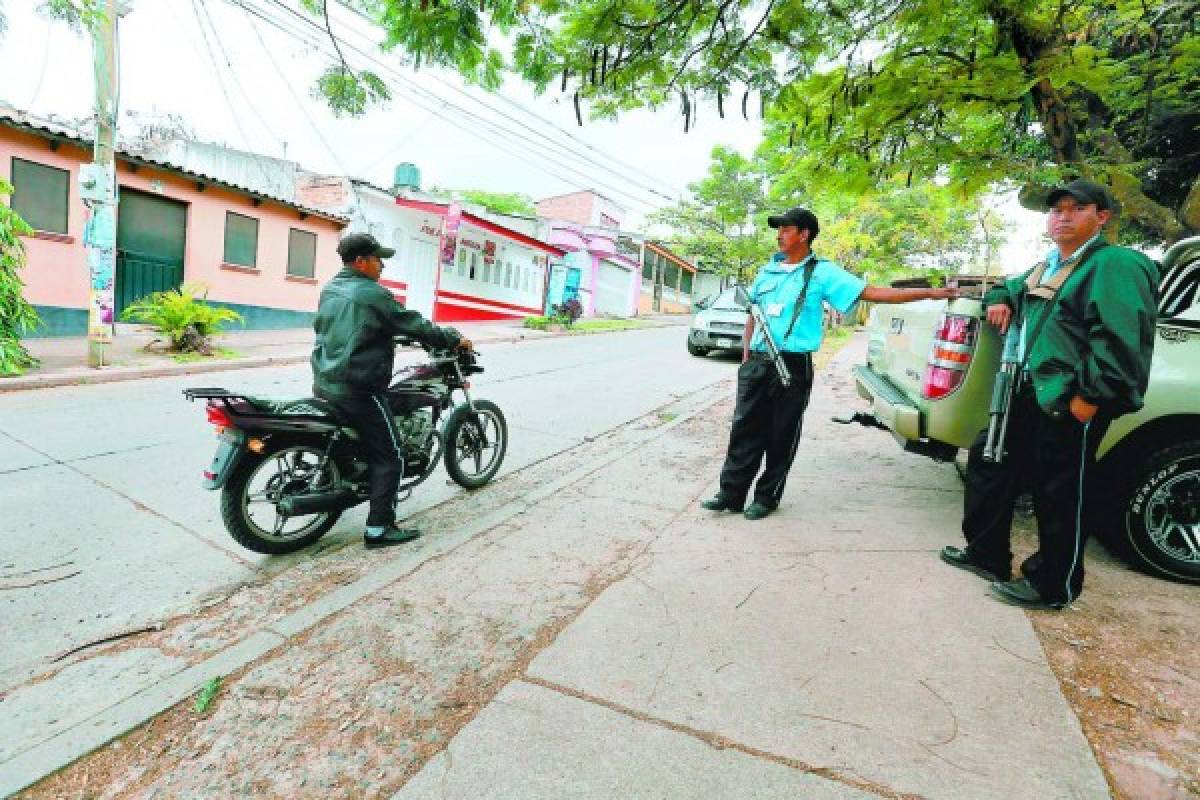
2, 314, 687, 393
10, 336, 1109, 799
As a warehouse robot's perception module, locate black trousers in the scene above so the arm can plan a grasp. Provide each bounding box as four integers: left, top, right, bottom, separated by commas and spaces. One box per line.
319, 392, 405, 528
961, 388, 1111, 604
718, 353, 815, 508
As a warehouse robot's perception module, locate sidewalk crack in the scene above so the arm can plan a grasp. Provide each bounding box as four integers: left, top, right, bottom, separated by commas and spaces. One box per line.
522, 675, 925, 800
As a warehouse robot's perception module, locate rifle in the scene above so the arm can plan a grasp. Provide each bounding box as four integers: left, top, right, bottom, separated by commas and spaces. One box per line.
982, 321, 1021, 463
734, 284, 792, 388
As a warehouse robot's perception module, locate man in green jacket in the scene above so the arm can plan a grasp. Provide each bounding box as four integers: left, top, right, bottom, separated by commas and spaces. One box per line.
312, 233, 468, 549
940, 179, 1158, 608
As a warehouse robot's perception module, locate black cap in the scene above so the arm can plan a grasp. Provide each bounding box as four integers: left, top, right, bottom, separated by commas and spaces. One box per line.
337, 232, 395, 263
1045, 179, 1114, 212
767, 207, 820, 239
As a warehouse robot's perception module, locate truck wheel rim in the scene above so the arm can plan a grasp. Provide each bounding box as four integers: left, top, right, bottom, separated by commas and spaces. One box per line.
1145, 470, 1200, 564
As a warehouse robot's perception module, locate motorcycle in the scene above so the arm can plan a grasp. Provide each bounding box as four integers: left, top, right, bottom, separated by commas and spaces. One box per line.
183, 339, 507, 555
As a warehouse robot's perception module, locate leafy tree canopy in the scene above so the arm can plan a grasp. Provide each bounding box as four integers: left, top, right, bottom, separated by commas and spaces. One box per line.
429, 186, 538, 215
653, 145, 1008, 285
322, 0, 1196, 243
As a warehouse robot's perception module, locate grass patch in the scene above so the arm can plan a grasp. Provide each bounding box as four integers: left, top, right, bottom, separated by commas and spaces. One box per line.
569, 319, 655, 333
193, 676, 222, 714
171, 347, 243, 364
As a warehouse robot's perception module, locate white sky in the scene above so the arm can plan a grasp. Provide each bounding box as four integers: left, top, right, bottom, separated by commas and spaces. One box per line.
0, 0, 1045, 270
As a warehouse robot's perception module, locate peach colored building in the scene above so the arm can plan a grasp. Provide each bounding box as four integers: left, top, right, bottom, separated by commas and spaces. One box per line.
535, 189, 626, 230
1, 111, 346, 336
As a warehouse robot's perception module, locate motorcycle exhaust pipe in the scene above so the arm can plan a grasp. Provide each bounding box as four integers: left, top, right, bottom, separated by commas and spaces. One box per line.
277, 487, 357, 516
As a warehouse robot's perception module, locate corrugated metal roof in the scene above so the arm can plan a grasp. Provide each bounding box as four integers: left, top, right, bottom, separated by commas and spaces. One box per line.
0, 107, 349, 224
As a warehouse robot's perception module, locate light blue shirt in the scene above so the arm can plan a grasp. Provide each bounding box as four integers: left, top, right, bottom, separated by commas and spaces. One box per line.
748, 256, 867, 353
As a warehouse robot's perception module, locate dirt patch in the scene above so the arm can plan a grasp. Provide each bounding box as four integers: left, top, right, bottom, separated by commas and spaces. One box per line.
1011, 521, 1200, 799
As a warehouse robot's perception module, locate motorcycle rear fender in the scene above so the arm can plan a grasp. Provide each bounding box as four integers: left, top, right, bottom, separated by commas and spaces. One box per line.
203, 429, 247, 490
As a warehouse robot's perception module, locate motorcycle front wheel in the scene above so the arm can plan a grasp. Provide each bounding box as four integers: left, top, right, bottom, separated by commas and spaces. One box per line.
442, 400, 508, 489
220, 441, 343, 554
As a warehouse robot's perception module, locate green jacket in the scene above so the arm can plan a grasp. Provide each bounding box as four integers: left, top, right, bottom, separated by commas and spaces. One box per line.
311, 268, 460, 399
984, 242, 1158, 418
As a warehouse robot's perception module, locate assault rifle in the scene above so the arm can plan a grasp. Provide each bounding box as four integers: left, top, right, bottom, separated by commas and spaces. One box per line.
734, 284, 792, 388
982, 322, 1021, 463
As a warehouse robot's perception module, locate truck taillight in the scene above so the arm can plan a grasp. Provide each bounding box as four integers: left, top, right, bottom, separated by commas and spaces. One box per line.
206, 403, 233, 430
922, 314, 978, 400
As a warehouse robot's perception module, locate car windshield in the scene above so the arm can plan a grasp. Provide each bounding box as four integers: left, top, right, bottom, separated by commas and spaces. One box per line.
711, 289, 748, 311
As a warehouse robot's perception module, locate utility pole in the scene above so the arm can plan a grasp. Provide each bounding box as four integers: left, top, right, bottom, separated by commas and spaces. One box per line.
81, 0, 122, 367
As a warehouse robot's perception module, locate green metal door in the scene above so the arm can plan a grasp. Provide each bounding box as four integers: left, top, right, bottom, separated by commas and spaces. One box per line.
115, 189, 187, 315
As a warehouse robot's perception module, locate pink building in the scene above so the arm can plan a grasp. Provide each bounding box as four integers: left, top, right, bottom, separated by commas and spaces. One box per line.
1, 110, 346, 336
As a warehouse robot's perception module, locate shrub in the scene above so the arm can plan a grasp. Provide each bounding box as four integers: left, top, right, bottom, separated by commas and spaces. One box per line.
550, 297, 583, 327
0, 179, 41, 376
523, 315, 552, 330
120, 283, 243, 353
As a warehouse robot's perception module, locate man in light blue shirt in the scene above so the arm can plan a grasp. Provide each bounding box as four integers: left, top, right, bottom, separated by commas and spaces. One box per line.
702, 207, 958, 520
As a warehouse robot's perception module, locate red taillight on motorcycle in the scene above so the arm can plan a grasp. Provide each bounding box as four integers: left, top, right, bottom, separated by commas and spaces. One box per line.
921, 314, 978, 400
206, 403, 233, 430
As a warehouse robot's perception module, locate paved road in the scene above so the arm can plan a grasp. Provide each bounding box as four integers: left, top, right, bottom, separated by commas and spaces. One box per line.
0, 327, 732, 692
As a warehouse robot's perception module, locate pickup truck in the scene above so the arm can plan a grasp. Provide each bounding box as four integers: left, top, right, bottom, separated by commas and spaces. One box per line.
853, 236, 1200, 584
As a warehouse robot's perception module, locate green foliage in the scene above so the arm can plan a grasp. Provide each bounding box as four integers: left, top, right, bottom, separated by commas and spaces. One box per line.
0, 179, 41, 377
804, 183, 1009, 285
649, 146, 775, 283
119, 283, 243, 353
36, 0, 104, 33
431, 186, 537, 216
651, 147, 1006, 286
522, 315, 552, 330
345, 0, 1198, 243
193, 676, 222, 714
314, 66, 391, 117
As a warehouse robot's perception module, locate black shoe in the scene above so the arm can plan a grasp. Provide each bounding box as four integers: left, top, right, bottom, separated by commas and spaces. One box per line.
990, 577, 1065, 610
743, 502, 774, 521
700, 495, 744, 513
939, 546, 1010, 582
364, 525, 422, 549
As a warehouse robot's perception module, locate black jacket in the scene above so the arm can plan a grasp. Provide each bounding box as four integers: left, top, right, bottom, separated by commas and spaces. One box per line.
311, 268, 460, 399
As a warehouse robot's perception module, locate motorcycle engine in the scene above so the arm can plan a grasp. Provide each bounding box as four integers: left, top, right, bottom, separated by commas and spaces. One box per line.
395, 410, 435, 471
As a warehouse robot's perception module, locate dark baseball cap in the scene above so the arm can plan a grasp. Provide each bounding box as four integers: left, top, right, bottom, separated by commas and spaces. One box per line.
1045, 179, 1114, 212
767, 207, 820, 238
337, 232, 395, 263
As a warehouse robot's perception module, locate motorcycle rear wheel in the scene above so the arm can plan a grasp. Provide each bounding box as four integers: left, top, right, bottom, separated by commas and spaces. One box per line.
220, 441, 343, 554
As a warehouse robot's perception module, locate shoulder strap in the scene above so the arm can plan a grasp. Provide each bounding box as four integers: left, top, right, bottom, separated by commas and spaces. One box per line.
1025, 240, 1107, 300
1018, 240, 1107, 372
784, 257, 820, 338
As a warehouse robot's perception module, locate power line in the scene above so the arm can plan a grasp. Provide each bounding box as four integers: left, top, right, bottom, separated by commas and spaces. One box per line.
233, 0, 674, 210
328, 0, 683, 199
248, 0, 670, 207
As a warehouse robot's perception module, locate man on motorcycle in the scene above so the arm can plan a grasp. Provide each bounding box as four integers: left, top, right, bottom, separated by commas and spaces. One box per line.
312, 233, 471, 548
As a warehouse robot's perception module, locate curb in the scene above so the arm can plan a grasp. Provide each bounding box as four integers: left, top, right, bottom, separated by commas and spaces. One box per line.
0, 323, 689, 394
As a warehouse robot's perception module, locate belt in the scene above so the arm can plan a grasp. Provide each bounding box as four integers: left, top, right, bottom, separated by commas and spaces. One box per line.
749, 351, 812, 362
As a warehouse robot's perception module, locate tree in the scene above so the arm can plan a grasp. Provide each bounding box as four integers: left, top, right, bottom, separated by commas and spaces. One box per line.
805, 182, 1006, 285
429, 186, 538, 216
318, 0, 1197, 244
653, 146, 1006, 286
0, 180, 41, 376
649, 146, 774, 282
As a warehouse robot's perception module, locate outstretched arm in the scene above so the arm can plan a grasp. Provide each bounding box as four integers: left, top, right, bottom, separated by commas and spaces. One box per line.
860, 286, 959, 304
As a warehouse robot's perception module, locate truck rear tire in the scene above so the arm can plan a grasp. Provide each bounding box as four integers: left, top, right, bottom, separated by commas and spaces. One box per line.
1115, 441, 1200, 584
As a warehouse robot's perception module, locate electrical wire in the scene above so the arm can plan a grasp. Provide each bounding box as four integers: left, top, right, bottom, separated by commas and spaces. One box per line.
229, 0, 670, 210
329, 0, 682, 198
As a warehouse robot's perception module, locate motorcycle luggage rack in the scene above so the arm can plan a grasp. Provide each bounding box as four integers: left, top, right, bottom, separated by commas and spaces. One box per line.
182, 387, 334, 424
